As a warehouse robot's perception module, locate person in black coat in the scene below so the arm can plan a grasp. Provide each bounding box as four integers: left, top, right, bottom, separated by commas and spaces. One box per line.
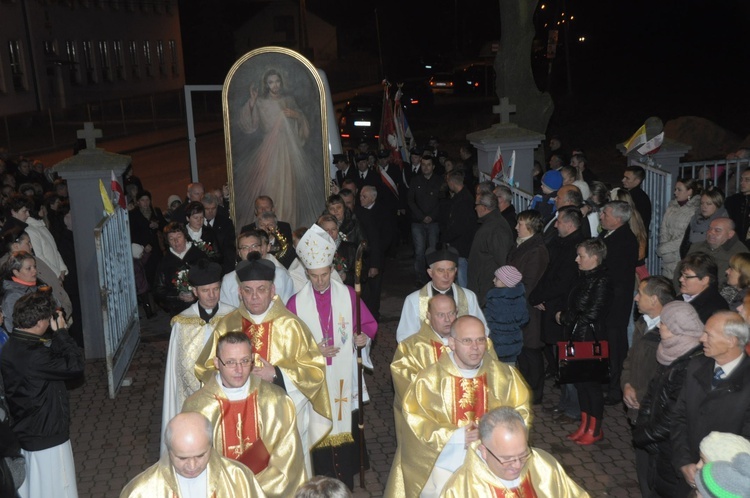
671, 310, 750, 493
153, 223, 207, 316
623, 165, 653, 233
128, 190, 166, 284
556, 238, 611, 445
675, 251, 730, 323
201, 193, 236, 275
599, 201, 639, 402
333, 153, 357, 188
182, 201, 222, 266
441, 170, 477, 288
529, 207, 586, 379
356, 186, 390, 321
633, 301, 704, 498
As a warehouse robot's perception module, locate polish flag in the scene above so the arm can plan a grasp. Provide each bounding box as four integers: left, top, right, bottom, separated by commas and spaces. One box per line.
490, 146, 503, 180
111, 171, 126, 209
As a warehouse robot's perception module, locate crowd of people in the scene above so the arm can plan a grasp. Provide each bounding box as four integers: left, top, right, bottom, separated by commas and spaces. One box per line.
2, 136, 750, 498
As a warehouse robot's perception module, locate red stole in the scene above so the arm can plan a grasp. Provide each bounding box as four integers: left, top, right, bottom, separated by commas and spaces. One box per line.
452, 374, 488, 426
431, 340, 445, 362
217, 394, 270, 474
242, 319, 273, 362
491, 475, 538, 497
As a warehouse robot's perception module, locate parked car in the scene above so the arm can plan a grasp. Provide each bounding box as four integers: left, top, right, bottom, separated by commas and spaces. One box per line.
428, 72, 457, 94
338, 95, 381, 143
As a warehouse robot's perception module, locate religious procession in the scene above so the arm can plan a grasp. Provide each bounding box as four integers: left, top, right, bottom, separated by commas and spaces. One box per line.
2, 52, 750, 498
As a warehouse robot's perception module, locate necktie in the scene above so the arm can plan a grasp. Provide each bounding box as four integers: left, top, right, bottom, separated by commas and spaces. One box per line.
361, 172, 365, 179
711, 366, 724, 390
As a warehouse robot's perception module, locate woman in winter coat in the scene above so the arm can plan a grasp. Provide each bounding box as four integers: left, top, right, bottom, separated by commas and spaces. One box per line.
556, 238, 610, 445
658, 178, 701, 279
680, 188, 728, 258
633, 301, 704, 497
507, 209, 550, 402
1, 251, 59, 332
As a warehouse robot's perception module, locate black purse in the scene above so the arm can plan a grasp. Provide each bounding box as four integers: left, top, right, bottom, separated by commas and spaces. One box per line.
557, 323, 610, 384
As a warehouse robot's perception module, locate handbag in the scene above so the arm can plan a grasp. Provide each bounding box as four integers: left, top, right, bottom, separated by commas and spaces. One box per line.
557, 323, 610, 384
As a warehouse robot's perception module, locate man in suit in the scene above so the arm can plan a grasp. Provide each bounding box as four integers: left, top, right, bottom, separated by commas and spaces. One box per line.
356, 185, 390, 320
599, 201, 639, 403
334, 153, 357, 188
354, 153, 381, 191
402, 147, 423, 190
240, 196, 296, 269
202, 193, 236, 275
672, 311, 750, 494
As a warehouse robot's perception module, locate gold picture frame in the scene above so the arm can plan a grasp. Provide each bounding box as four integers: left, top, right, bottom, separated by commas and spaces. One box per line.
223, 47, 330, 231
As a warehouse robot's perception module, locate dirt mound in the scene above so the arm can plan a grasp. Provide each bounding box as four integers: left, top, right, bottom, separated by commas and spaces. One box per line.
664, 116, 741, 161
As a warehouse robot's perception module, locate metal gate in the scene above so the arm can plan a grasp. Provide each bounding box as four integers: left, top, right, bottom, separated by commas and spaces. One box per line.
94, 207, 140, 399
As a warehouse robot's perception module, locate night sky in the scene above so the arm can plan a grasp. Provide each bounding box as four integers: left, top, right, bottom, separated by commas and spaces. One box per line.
178, 0, 750, 134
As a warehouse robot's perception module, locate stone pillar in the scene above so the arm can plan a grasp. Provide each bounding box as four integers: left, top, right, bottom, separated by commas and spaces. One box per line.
54, 147, 131, 359
467, 123, 545, 193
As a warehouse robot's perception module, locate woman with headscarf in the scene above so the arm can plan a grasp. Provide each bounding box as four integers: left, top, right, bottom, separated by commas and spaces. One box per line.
633, 301, 705, 497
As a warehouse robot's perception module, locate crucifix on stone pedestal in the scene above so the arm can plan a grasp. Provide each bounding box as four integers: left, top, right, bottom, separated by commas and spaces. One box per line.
76, 122, 102, 150
492, 97, 517, 124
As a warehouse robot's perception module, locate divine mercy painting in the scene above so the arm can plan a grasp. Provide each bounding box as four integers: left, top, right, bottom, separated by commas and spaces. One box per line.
223, 47, 330, 230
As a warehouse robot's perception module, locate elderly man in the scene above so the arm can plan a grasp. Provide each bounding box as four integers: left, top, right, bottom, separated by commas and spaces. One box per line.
120, 412, 266, 498
440, 407, 589, 497
493, 184, 517, 240
686, 217, 749, 287
396, 246, 487, 343
598, 200, 639, 403
672, 311, 750, 494
161, 260, 234, 455
202, 192, 236, 275
676, 252, 729, 323
621, 276, 675, 497
240, 196, 296, 268
468, 191, 513, 306
542, 185, 583, 243
287, 224, 377, 488
220, 230, 294, 306
195, 255, 331, 475
183, 333, 304, 497
384, 316, 531, 498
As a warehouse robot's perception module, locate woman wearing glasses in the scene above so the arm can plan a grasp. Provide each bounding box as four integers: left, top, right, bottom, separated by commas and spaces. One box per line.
555, 238, 610, 445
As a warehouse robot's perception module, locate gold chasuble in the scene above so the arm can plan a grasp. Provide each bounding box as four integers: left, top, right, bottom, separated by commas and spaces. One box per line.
385, 352, 531, 498
119, 448, 265, 498
195, 297, 331, 475
182, 374, 305, 498
440, 444, 589, 498
418, 285, 470, 328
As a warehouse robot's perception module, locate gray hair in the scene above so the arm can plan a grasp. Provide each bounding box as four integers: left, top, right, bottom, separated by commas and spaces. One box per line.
494, 185, 512, 204
164, 412, 213, 451
294, 476, 352, 498
715, 311, 750, 349
477, 192, 498, 210
478, 406, 528, 443
258, 211, 278, 223
201, 192, 219, 206
605, 200, 632, 224
361, 185, 377, 198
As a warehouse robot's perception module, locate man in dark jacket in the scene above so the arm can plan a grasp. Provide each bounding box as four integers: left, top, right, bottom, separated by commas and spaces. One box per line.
408, 155, 442, 286
676, 251, 729, 323
621, 276, 675, 497
622, 165, 652, 233
0, 291, 84, 498
529, 206, 586, 415
599, 201, 639, 403
441, 170, 476, 288
202, 193, 236, 276
671, 310, 750, 494
467, 192, 513, 307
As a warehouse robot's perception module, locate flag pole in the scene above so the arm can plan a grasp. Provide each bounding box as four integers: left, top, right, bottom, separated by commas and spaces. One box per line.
354, 240, 367, 489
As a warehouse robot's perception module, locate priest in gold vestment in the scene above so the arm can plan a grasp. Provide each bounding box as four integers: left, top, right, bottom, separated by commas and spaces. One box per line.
183, 332, 305, 498
195, 255, 331, 475
120, 412, 266, 498
440, 407, 589, 498
385, 316, 531, 498
161, 260, 235, 455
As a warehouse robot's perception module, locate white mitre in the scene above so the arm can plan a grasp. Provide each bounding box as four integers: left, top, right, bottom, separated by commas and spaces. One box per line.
296, 224, 336, 270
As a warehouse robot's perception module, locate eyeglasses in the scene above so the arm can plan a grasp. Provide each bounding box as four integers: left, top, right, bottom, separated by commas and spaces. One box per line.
680, 273, 700, 280
432, 267, 457, 275
216, 357, 253, 368
453, 337, 486, 346
483, 446, 532, 467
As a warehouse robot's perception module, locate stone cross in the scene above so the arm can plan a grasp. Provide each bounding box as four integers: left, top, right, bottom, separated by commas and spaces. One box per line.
76, 122, 102, 150
492, 97, 517, 124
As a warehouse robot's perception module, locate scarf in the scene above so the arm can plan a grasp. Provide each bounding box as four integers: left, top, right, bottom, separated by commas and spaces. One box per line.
656, 335, 702, 365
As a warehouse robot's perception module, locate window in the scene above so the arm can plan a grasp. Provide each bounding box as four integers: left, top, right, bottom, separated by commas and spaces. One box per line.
128, 41, 139, 78
113, 40, 125, 80
8, 40, 27, 91
66, 40, 82, 84
82, 40, 97, 83
143, 41, 153, 77
156, 40, 166, 76
98, 41, 112, 81
168, 39, 178, 76
43, 40, 58, 57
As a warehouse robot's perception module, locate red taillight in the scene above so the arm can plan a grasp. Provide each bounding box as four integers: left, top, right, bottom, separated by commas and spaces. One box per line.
411, 99, 419, 104
474, 82, 479, 87
341, 133, 350, 138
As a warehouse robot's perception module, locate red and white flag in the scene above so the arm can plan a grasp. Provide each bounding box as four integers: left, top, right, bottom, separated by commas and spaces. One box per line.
394, 86, 414, 162
637, 131, 664, 156
490, 145, 503, 180
111, 170, 126, 209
